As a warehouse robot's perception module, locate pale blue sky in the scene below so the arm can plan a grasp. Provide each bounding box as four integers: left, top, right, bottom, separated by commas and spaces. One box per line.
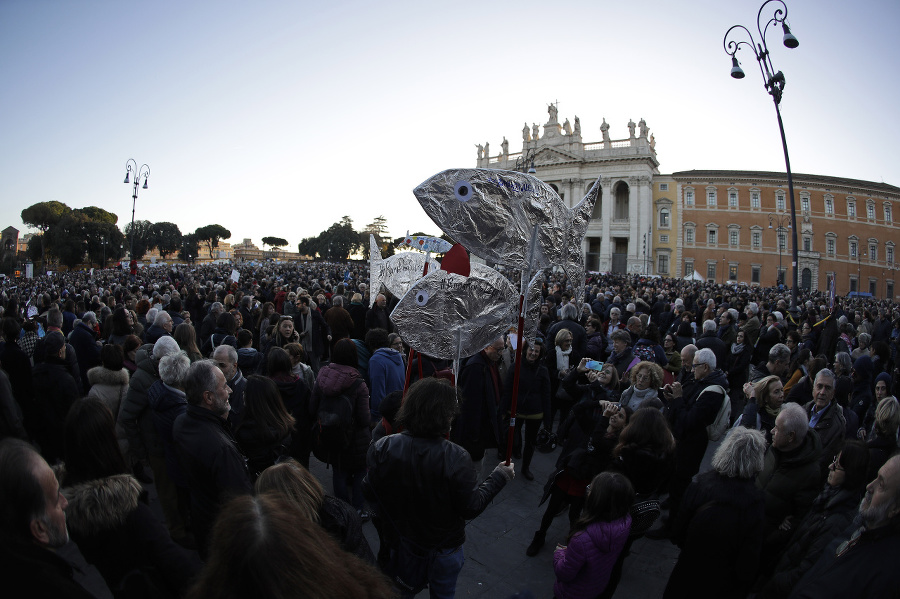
2, 0, 898, 251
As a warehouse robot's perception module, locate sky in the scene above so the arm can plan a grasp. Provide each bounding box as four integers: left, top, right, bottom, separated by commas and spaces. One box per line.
2, 0, 898, 253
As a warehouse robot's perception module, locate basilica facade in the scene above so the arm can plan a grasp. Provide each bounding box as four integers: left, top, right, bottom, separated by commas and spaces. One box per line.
479, 108, 899, 300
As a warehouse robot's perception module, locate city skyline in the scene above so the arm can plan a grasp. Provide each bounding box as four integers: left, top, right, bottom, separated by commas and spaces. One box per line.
2, 0, 898, 252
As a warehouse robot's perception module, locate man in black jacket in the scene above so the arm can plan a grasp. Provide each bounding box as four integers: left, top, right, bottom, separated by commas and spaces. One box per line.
0, 439, 95, 598
655, 347, 729, 537
364, 378, 513, 596
173, 360, 252, 557
789, 455, 900, 598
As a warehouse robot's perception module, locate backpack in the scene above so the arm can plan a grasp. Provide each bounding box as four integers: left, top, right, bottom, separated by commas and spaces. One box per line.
312, 378, 363, 464
702, 384, 731, 442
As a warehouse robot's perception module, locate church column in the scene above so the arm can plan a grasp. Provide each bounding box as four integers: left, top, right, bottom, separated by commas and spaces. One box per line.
599, 179, 613, 271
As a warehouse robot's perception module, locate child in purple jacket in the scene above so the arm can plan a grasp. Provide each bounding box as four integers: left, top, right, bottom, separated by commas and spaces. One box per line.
553, 471, 634, 599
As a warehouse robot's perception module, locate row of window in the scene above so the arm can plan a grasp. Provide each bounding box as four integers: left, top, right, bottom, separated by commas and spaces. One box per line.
680, 188, 894, 222
680, 227, 896, 263
673, 260, 895, 296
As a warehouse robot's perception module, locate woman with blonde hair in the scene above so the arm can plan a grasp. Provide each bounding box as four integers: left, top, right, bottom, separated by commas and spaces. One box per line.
173, 322, 202, 362
255, 457, 374, 563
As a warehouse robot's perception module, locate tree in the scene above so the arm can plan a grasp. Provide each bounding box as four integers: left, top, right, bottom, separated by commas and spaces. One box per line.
179, 233, 200, 264
83, 221, 125, 269
297, 217, 362, 261
21, 201, 71, 271
123, 219, 155, 260
261, 237, 288, 251
362, 215, 393, 260
26, 236, 43, 264
77, 206, 118, 225
150, 222, 182, 258
46, 212, 89, 270
194, 224, 231, 260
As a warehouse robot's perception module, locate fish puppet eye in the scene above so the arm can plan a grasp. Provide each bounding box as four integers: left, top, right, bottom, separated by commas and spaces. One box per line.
454, 181, 473, 203
415, 289, 430, 306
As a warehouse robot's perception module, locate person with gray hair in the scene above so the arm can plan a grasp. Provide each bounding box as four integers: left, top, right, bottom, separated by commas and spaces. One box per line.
212, 343, 246, 429
665, 427, 767, 598
801, 368, 846, 474
0, 439, 95, 598
147, 350, 192, 533
199, 301, 223, 343
750, 342, 791, 383
117, 335, 186, 542
696, 319, 728, 369
546, 302, 588, 359
173, 360, 252, 557
756, 402, 823, 565
652, 347, 730, 539
741, 302, 762, 347
144, 310, 173, 345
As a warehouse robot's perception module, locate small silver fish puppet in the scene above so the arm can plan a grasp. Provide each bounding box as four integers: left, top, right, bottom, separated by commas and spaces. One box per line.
400, 231, 453, 254
369, 235, 430, 307
414, 169, 599, 311
391, 250, 522, 362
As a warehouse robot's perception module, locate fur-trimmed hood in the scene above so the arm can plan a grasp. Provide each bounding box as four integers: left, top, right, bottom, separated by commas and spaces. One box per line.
86, 365, 130, 388
62, 474, 142, 537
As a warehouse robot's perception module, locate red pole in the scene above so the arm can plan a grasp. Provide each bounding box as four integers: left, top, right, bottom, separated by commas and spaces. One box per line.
504, 294, 526, 466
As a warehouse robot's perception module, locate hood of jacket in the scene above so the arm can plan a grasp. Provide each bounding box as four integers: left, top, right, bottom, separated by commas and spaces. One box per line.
86, 366, 129, 388
147, 380, 187, 413
697, 367, 729, 390
778, 427, 822, 468
371, 347, 404, 367
63, 474, 142, 537
316, 363, 361, 396
585, 515, 632, 552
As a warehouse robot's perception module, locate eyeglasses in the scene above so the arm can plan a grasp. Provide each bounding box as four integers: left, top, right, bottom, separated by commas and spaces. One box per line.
830, 455, 844, 471
691, 362, 705, 369
281, 316, 293, 321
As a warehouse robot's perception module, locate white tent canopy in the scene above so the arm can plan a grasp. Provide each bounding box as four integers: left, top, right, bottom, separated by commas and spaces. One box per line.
683, 270, 705, 282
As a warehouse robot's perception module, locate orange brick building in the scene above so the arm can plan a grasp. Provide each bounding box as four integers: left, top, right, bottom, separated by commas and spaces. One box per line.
672, 170, 899, 300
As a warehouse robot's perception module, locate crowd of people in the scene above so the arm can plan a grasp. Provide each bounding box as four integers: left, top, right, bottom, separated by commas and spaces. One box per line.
1, 260, 899, 598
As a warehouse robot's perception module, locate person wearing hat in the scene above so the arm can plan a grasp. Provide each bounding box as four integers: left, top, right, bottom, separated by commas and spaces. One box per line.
30, 331, 79, 463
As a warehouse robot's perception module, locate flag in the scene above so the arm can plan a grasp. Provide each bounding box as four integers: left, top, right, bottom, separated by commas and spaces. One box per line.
829, 274, 836, 308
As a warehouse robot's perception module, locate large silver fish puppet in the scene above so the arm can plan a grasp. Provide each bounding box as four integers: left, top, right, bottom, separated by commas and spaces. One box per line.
413, 169, 600, 309
391, 257, 542, 362
369, 235, 431, 307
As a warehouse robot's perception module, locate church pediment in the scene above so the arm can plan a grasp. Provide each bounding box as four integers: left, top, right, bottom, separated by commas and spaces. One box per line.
534, 147, 578, 166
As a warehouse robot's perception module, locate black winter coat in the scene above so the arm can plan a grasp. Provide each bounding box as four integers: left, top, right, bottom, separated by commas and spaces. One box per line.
319, 494, 376, 564
364, 431, 507, 550
63, 474, 202, 598
759, 485, 863, 599
172, 404, 252, 555
31, 357, 80, 462
664, 471, 766, 599
452, 352, 502, 456
499, 357, 551, 428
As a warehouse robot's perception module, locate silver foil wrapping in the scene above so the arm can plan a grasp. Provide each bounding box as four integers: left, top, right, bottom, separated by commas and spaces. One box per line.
369, 235, 430, 307
413, 169, 599, 301
390, 263, 518, 360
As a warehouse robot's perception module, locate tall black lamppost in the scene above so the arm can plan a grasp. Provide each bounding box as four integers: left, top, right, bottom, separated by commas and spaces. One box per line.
123, 159, 150, 260
724, 0, 800, 314
514, 147, 538, 174
101, 236, 107, 270
768, 211, 791, 287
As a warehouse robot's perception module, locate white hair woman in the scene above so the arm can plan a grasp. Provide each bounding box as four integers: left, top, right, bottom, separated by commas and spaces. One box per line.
664, 427, 767, 598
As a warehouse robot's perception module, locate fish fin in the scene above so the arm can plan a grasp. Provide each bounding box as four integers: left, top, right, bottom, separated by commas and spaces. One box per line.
369, 235, 382, 308
441, 243, 471, 277
563, 177, 599, 315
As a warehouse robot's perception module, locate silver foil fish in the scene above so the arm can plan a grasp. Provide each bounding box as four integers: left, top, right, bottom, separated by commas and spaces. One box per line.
391, 262, 542, 360
369, 235, 430, 307
413, 169, 599, 296
401, 232, 453, 253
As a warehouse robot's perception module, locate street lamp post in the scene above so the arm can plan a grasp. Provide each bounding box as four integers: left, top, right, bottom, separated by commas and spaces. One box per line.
724, 0, 800, 315
768, 211, 791, 288
101, 237, 107, 270
513, 147, 538, 174
123, 159, 150, 260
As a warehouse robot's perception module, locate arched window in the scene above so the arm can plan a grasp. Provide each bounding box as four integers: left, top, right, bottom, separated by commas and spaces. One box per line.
659, 208, 670, 228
